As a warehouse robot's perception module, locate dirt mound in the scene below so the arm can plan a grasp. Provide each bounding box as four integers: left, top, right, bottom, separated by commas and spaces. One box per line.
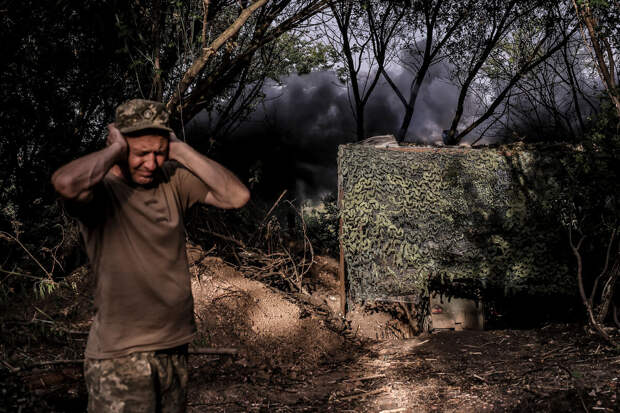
190, 256, 346, 372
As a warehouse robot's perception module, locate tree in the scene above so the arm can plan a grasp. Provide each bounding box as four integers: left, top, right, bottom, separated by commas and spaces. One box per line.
381, 0, 472, 143
500, 33, 598, 142
205, 34, 335, 141
165, 0, 270, 114
323, 0, 406, 140
572, 0, 620, 120
328, 0, 583, 144
462, 2, 578, 145
443, 0, 574, 144
166, 0, 332, 128
565, 99, 620, 344
1, 0, 149, 283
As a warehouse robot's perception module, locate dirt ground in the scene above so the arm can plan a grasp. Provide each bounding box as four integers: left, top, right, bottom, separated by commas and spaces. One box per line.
1, 253, 619, 412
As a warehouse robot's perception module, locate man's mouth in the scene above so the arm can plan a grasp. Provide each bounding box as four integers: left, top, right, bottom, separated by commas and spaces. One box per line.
135, 172, 154, 183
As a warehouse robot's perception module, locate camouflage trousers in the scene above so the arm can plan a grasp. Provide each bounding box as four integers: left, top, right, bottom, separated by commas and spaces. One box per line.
84, 345, 188, 413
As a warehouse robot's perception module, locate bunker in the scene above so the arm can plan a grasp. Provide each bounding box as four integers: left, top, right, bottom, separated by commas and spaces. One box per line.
337, 140, 584, 328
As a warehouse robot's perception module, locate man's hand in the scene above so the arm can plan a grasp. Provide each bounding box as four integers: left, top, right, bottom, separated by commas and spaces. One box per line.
166, 133, 249, 209
106, 123, 128, 161
52, 123, 130, 202
169, 131, 182, 143
168, 131, 184, 161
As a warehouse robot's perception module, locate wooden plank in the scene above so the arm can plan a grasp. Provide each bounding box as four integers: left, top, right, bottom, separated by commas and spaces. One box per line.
338, 185, 346, 316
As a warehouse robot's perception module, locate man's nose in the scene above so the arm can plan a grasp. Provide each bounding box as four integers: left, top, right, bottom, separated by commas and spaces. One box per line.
144, 154, 157, 170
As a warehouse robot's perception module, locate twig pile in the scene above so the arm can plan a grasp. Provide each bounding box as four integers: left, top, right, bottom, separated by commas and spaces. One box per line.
189, 190, 315, 296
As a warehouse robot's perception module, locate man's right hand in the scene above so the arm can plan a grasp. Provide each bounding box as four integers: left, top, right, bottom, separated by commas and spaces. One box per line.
52, 123, 129, 201
106, 123, 128, 161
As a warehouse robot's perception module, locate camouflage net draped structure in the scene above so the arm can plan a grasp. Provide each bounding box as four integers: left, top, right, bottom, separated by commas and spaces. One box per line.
338, 144, 584, 303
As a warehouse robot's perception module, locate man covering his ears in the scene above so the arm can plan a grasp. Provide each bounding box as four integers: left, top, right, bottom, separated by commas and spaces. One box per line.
52, 99, 249, 412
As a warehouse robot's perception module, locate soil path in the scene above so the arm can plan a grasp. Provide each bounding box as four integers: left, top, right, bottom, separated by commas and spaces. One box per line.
188, 258, 620, 412
187, 327, 619, 412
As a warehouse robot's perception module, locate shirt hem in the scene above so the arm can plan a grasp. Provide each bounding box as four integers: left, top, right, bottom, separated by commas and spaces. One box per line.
84, 333, 195, 360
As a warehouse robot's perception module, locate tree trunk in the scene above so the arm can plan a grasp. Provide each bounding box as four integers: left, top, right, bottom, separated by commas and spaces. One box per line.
446, 1, 518, 144
562, 44, 585, 132
574, 0, 620, 119
570, 230, 618, 346
595, 258, 619, 323
395, 62, 429, 142
465, 29, 574, 145
356, 104, 365, 141
150, 0, 163, 101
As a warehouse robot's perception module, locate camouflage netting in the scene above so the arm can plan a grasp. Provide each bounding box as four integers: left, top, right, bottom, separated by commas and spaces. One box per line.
338, 144, 585, 303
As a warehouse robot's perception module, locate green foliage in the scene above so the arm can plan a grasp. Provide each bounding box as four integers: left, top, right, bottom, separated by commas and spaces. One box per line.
338, 142, 620, 302
34, 279, 60, 300
562, 98, 620, 261
275, 34, 336, 76
303, 194, 340, 256
584, 99, 620, 153
0, 1, 145, 288
576, 0, 620, 43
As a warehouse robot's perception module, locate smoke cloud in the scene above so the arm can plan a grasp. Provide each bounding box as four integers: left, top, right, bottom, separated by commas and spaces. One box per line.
192, 66, 468, 201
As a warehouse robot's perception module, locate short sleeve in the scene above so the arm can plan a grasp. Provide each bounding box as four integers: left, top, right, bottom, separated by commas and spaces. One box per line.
62, 183, 108, 228
168, 162, 210, 212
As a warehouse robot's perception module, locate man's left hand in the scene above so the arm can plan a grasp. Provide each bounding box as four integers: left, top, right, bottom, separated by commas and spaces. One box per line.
168, 131, 184, 161
169, 131, 182, 143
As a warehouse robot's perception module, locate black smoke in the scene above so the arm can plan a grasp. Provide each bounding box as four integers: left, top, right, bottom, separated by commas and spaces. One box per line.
187, 67, 467, 201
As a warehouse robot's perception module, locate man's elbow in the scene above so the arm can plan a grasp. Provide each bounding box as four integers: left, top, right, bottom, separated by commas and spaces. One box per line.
231, 186, 250, 209
52, 172, 71, 197
51, 172, 82, 200
219, 186, 250, 209
202, 184, 250, 209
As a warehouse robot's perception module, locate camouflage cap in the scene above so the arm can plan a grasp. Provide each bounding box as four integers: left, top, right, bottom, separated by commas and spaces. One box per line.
115, 99, 173, 134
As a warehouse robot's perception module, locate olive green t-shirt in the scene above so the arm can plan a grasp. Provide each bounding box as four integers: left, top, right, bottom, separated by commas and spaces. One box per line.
71, 162, 209, 359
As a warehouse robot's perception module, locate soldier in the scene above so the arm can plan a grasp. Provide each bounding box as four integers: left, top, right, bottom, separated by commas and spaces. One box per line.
52, 99, 250, 412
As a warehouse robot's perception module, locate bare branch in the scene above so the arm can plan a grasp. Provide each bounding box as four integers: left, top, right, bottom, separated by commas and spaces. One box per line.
166, 0, 269, 114
201, 0, 211, 48
590, 227, 617, 304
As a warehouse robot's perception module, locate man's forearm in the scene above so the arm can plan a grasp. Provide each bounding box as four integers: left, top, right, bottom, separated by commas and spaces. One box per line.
52, 142, 125, 201
169, 141, 249, 209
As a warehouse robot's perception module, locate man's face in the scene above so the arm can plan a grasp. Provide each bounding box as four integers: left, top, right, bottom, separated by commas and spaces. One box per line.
125, 134, 169, 185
